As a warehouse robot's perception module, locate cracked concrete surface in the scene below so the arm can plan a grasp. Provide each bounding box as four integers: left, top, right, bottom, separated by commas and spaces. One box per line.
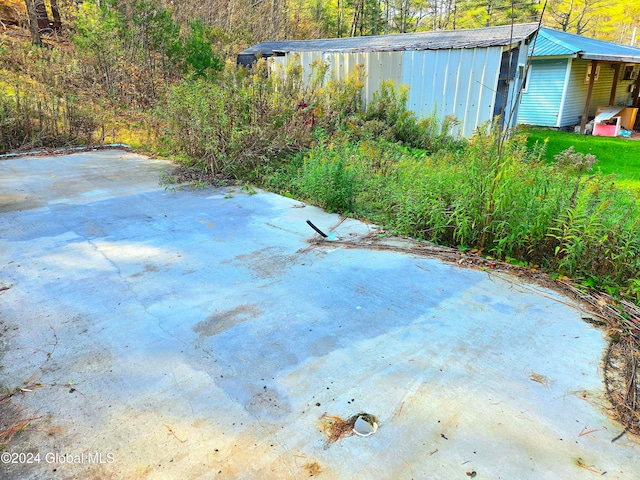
0, 150, 638, 479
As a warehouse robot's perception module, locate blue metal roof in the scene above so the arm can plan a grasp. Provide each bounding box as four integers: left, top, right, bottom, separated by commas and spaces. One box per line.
532, 28, 640, 63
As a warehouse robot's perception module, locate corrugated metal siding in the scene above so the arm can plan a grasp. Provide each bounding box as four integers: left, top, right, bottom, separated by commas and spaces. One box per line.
272, 51, 403, 105
270, 51, 325, 84
267, 44, 532, 137
402, 47, 503, 137
367, 51, 404, 102
519, 59, 568, 126
330, 51, 403, 103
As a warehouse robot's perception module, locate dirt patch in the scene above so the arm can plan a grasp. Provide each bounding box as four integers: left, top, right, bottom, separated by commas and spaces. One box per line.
161, 164, 237, 187
231, 246, 300, 280
605, 337, 640, 438
246, 385, 291, 420
193, 304, 262, 337
302, 461, 322, 476
559, 283, 640, 438
0, 194, 43, 213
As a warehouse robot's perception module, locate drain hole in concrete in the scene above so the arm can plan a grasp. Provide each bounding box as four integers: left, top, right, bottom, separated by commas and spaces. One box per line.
353, 415, 378, 436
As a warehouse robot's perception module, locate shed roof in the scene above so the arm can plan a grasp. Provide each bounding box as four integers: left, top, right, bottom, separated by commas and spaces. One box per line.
239, 23, 539, 58
532, 28, 640, 63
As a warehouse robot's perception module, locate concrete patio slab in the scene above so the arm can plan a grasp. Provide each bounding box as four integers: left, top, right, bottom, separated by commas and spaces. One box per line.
0, 150, 637, 479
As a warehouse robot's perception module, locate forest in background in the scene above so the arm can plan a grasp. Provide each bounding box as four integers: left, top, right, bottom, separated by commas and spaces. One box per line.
2, 0, 638, 143
1, 0, 639, 52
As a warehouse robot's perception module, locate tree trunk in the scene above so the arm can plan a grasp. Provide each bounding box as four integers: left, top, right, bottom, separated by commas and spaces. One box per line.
50, 0, 62, 30
23, 0, 42, 45
34, 0, 50, 30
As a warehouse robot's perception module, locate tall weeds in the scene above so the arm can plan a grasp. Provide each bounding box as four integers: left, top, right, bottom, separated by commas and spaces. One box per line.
160, 57, 365, 178
362, 80, 463, 153
268, 125, 640, 300
0, 40, 99, 153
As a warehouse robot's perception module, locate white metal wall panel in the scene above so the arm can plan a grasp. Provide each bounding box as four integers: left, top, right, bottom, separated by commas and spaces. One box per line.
301, 51, 325, 83
444, 48, 463, 114
269, 45, 515, 137
325, 51, 403, 104
269, 56, 288, 72
463, 49, 489, 136
465, 48, 492, 134
273, 51, 403, 107
274, 51, 325, 85
364, 51, 403, 103
402, 47, 502, 137
269, 52, 327, 86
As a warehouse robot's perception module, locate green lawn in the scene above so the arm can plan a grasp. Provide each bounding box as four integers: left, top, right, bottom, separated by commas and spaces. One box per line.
521, 127, 640, 191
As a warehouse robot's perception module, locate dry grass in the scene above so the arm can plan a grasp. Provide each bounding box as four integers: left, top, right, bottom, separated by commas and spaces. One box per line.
0, 373, 45, 450
529, 372, 549, 388
604, 337, 639, 438
319, 413, 357, 444
0, 397, 40, 450
559, 282, 640, 437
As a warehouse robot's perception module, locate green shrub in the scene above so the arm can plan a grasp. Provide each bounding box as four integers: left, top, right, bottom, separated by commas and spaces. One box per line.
160, 59, 299, 177
363, 80, 465, 153
298, 144, 359, 212
183, 20, 223, 78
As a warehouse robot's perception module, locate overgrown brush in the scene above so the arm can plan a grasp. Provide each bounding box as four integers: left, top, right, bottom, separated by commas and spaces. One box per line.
361, 80, 465, 153
159, 56, 471, 180
0, 39, 99, 153
297, 142, 360, 212
267, 125, 640, 301
159, 57, 365, 178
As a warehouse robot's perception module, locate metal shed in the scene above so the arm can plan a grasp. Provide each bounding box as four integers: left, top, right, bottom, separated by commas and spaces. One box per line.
519, 28, 640, 131
238, 24, 539, 137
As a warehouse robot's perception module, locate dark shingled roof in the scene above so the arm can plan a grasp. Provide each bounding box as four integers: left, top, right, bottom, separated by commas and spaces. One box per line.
238, 23, 539, 65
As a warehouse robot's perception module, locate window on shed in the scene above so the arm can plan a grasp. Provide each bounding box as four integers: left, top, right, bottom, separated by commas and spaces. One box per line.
584, 64, 600, 83
622, 65, 638, 81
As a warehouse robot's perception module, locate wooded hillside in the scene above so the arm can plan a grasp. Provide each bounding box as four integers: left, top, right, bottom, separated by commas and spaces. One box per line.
1, 0, 639, 49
